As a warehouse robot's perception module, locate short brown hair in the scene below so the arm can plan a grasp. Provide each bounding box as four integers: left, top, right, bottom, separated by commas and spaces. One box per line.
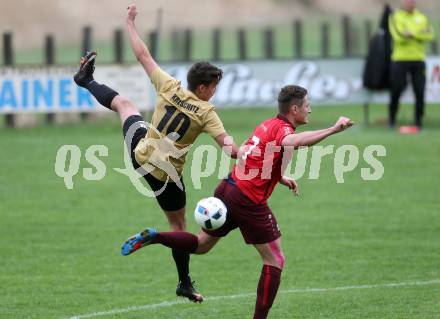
277, 85, 307, 115
187, 61, 223, 92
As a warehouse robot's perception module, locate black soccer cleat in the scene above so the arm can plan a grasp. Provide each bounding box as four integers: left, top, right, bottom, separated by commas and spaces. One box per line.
74, 51, 97, 87
176, 281, 204, 303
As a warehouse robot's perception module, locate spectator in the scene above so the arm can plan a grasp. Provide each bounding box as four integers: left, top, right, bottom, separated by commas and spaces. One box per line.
388, 0, 434, 129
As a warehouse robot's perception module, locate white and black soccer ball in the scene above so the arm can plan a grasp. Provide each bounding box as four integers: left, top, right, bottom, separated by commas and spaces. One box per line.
194, 197, 227, 230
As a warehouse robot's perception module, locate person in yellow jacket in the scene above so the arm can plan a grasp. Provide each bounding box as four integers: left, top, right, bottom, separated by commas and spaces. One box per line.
388, 0, 434, 128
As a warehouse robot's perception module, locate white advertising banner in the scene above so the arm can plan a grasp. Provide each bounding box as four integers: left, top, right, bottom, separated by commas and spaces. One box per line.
0, 65, 150, 113
165, 57, 440, 107
1, 57, 439, 113
426, 57, 440, 102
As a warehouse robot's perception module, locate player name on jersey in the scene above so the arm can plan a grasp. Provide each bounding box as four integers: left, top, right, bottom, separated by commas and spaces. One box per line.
171, 94, 200, 113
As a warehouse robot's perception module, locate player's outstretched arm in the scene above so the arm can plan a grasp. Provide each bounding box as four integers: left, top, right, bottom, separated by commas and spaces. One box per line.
279, 176, 299, 196
282, 116, 353, 148
126, 4, 158, 76
215, 133, 239, 159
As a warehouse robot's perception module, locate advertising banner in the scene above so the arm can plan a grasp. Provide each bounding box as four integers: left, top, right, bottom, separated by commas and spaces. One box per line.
1, 57, 439, 113
0, 65, 150, 113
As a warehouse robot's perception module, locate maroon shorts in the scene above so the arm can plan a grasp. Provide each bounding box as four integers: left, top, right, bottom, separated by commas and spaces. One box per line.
203, 178, 281, 244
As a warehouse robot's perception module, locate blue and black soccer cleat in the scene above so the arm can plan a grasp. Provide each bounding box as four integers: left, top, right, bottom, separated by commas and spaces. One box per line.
73, 51, 97, 87
121, 227, 157, 256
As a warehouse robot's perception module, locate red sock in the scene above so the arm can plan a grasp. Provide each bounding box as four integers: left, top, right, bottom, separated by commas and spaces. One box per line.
253, 265, 282, 319
153, 232, 198, 253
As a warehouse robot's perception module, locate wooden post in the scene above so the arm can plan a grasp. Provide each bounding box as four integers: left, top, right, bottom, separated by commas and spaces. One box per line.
293, 20, 303, 58
44, 35, 55, 65
154, 8, 163, 62
321, 22, 329, 58
363, 91, 372, 127
238, 29, 247, 60
3, 32, 14, 127
431, 39, 438, 55
149, 31, 158, 60
212, 28, 221, 61
80, 26, 92, 121
170, 30, 180, 61
342, 15, 353, 57
114, 29, 124, 63
81, 26, 92, 54
183, 29, 192, 62
264, 28, 274, 59
363, 101, 370, 127
3, 32, 13, 65
45, 34, 56, 125
365, 19, 373, 47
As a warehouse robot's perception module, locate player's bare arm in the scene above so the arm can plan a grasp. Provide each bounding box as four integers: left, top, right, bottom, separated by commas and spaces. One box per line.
215, 133, 239, 159
279, 176, 299, 196
282, 116, 353, 149
126, 4, 158, 76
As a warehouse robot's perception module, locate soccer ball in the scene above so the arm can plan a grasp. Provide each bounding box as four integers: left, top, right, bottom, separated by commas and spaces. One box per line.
194, 197, 227, 230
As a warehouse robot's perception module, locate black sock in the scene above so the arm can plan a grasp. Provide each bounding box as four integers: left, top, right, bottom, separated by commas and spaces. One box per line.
85, 80, 119, 110
172, 249, 191, 285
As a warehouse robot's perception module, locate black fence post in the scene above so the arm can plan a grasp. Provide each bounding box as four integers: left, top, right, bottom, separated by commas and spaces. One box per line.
264, 28, 274, 59
149, 31, 158, 60
365, 19, 373, 47
45, 34, 56, 125
170, 30, 180, 61
212, 28, 221, 61
342, 15, 353, 57
114, 29, 124, 63
431, 39, 438, 55
238, 29, 247, 60
3, 32, 14, 127
3, 32, 13, 65
321, 22, 329, 58
293, 20, 303, 58
44, 35, 55, 65
183, 29, 192, 62
81, 26, 92, 121
81, 26, 92, 54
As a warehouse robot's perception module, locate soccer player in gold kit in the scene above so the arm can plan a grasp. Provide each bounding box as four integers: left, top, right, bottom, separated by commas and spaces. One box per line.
74, 4, 238, 303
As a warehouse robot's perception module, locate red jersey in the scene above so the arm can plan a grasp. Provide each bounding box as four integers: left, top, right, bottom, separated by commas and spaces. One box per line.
232, 114, 295, 204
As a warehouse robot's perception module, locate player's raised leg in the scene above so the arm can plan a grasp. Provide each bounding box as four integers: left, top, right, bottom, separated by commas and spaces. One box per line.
252, 239, 285, 319
121, 227, 220, 255
73, 51, 141, 125
194, 229, 221, 254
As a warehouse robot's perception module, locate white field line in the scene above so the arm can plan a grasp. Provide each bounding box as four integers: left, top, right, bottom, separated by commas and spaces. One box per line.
66, 279, 440, 319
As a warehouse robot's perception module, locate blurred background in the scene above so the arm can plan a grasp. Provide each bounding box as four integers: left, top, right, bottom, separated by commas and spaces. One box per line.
1, 0, 439, 64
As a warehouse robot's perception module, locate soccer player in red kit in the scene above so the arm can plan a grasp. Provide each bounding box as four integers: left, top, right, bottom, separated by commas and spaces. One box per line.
121, 85, 353, 317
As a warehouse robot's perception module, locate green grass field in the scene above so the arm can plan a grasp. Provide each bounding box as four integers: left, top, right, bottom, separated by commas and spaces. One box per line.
1, 104, 440, 319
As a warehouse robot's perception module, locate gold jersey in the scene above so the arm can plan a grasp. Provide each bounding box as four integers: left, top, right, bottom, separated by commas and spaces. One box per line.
134, 67, 225, 181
